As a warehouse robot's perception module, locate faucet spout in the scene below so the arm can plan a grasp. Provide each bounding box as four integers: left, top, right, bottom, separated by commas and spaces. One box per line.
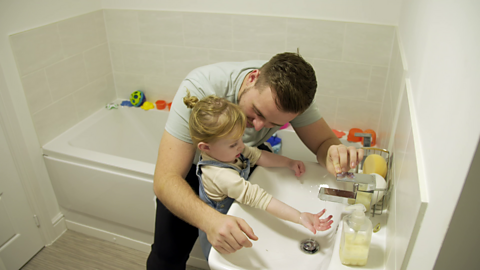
318, 173, 376, 208
318, 187, 356, 205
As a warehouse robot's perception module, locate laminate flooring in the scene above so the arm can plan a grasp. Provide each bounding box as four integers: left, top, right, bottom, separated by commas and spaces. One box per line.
21, 230, 205, 270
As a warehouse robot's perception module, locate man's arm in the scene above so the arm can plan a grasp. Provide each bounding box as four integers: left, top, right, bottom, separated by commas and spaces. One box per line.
153, 131, 258, 253
293, 118, 363, 175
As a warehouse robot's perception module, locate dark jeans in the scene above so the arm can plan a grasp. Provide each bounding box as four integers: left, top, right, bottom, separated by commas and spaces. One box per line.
146, 144, 271, 269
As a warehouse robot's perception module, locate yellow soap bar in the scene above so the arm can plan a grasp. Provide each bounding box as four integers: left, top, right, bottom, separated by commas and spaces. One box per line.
362, 154, 387, 178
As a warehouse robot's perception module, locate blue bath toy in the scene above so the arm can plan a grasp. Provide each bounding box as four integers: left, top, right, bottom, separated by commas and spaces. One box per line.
130, 91, 146, 107
266, 133, 282, 154
121, 100, 134, 107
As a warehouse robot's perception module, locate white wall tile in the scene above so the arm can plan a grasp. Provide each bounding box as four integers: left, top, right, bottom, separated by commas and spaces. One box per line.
144, 74, 184, 102
388, 34, 404, 112
83, 43, 113, 82
113, 72, 145, 99
368, 66, 388, 102
183, 12, 232, 50
58, 10, 107, 58
286, 18, 345, 61
343, 23, 395, 66
395, 130, 422, 270
32, 96, 79, 145
208, 49, 261, 63
104, 9, 140, 43
21, 70, 53, 114
10, 23, 63, 76
232, 15, 286, 54
312, 59, 371, 100
335, 98, 382, 131
163, 46, 210, 78
73, 76, 116, 120
109, 42, 125, 72
377, 32, 404, 150
120, 43, 164, 75
138, 10, 184, 46
314, 95, 338, 129
393, 87, 411, 181
377, 87, 393, 149
45, 54, 89, 101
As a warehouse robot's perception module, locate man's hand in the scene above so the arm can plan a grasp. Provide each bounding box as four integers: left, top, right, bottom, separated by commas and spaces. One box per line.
326, 144, 364, 175
205, 214, 258, 254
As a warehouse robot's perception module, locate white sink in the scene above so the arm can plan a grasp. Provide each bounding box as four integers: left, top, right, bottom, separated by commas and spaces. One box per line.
208, 162, 348, 270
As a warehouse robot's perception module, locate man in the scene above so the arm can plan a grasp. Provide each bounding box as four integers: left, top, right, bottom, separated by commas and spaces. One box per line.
147, 52, 363, 269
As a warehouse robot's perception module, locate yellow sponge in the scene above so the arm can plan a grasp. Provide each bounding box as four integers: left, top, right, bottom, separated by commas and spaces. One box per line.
363, 154, 387, 178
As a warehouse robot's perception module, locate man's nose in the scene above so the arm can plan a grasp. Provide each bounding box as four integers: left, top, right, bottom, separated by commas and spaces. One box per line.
253, 118, 265, 131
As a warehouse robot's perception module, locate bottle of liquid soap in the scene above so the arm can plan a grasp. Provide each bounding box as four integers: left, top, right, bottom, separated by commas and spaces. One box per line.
339, 204, 372, 266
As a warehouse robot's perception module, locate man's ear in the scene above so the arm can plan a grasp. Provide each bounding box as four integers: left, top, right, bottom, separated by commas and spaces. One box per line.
247, 69, 260, 85
197, 142, 210, 152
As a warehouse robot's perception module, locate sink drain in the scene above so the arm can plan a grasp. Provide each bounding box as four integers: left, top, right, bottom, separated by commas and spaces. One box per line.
300, 239, 320, 254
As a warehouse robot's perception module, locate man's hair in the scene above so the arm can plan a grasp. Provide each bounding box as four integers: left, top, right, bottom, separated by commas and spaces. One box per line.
256, 52, 317, 113
184, 90, 246, 145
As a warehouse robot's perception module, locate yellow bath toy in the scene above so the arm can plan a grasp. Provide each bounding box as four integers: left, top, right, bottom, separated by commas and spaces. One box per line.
141, 101, 155, 111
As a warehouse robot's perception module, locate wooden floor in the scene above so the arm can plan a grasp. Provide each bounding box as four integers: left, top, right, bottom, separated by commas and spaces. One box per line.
21, 230, 205, 270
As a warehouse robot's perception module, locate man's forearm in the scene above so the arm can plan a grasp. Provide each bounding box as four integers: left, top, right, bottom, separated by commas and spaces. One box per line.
153, 173, 218, 232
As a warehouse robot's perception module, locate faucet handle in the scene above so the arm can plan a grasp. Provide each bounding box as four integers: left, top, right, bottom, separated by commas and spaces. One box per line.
354, 132, 372, 147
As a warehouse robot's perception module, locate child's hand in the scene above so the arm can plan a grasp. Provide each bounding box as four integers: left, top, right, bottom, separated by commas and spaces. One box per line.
288, 160, 306, 177
299, 209, 333, 234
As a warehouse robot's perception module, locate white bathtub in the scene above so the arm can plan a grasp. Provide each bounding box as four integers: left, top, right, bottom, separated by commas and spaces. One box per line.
43, 104, 359, 270
42, 105, 210, 268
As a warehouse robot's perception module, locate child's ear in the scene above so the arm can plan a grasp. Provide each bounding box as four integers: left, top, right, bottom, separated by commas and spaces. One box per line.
198, 142, 210, 152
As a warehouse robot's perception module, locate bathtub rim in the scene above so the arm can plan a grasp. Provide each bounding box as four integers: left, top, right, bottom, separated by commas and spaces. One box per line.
41, 102, 167, 178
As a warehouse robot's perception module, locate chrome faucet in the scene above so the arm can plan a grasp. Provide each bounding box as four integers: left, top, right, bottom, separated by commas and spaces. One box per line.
318, 172, 376, 207
355, 133, 372, 147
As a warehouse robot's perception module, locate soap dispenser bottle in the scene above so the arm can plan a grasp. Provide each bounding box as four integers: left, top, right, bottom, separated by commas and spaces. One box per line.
339, 204, 372, 266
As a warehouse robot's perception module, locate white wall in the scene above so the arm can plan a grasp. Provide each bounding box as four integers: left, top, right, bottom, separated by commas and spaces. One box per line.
101, 0, 403, 25
397, 0, 480, 269
0, 0, 103, 242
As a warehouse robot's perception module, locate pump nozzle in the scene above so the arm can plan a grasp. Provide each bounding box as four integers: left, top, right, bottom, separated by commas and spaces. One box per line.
345, 204, 367, 231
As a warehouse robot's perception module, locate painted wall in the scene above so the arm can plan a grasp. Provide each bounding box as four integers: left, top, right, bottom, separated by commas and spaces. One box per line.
397, 0, 480, 269
101, 0, 403, 25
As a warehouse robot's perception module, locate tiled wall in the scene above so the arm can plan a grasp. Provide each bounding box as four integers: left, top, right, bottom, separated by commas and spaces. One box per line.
9, 10, 115, 145
105, 9, 396, 135
10, 9, 395, 146
378, 32, 427, 270
377, 32, 404, 151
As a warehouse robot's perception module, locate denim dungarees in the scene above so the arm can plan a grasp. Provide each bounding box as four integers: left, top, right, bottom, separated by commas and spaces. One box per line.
196, 154, 251, 260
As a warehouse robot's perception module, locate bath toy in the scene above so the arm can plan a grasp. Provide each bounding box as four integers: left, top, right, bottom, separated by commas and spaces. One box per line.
279, 123, 290, 130
266, 134, 282, 154
347, 128, 363, 142
121, 100, 133, 107
105, 102, 118, 110
155, 100, 166, 110
332, 129, 346, 138
141, 101, 155, 111
130, 91, 146, 107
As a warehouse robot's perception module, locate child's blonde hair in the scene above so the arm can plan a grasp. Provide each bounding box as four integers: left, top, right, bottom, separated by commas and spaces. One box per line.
183, 90, 246, 145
